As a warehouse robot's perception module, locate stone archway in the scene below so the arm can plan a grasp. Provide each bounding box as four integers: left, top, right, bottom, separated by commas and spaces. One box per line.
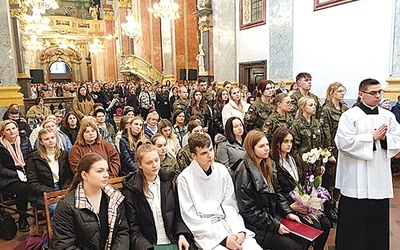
40, 46, 82, 82
49, 60, 72, 82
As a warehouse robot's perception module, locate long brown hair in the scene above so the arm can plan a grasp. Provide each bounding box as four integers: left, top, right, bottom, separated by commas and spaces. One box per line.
135, 143, 158, 198
69, 153, 105, 191
270, 127, 294, 164
243, 130, 274, 192
128, 116, 146, 151
38, 129, 62, 162
190, 90, 208, 116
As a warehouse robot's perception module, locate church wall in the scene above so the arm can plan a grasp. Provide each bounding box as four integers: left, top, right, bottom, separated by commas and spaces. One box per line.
292, 0, 394, 99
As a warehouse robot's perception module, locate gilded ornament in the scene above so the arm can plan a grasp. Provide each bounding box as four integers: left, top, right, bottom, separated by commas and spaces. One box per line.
103, 10, 114, 20
117, 0, 132, 8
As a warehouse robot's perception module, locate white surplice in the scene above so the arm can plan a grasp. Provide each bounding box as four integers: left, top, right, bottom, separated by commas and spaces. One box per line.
335, 106, 400, 199
177, 160, 261, 250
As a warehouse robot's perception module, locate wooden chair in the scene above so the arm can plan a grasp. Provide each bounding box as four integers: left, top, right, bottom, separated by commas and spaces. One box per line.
107, 176, 124, 190
32, 205, 47, 234
43, 189, 68, 239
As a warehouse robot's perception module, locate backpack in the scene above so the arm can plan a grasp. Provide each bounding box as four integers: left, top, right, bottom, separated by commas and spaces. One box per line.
0, 209, 17, 240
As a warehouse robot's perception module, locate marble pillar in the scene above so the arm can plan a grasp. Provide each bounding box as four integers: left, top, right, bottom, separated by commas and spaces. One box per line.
269, 0, 294, 81
161, 19, 176, 82
212, 0, 236, 82
385, 0, 400, 100
0, 0, 23, 109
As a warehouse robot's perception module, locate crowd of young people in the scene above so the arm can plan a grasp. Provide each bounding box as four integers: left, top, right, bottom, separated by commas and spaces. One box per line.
0, 73, 399, 250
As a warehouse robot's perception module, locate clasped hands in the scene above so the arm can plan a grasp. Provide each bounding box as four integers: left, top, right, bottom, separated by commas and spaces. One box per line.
226, 232, 246, 250
373, 124, 388, 141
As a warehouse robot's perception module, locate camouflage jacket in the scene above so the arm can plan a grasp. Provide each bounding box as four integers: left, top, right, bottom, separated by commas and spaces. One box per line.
320, 101, 349, 157
290, 90, 321, 118
203, 90, 216, 107
263, 111, 294, 141
292, 115, 324, 156
244, 98, 275, 131
161, 152, 180, 176
173, 98, 189, 112
176, 144, 192, 171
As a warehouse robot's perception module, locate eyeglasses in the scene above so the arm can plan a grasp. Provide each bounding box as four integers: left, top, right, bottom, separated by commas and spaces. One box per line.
337, 89, 347, 94
361, 89, 384, 96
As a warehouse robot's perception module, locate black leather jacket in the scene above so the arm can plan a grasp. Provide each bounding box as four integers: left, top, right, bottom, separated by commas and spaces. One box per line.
122, 169, 196, 250
234, 155, 292, 245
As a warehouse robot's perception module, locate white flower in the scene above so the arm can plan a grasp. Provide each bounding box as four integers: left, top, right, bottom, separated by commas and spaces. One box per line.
322, 156, 328, 163
302, 152, 309, 162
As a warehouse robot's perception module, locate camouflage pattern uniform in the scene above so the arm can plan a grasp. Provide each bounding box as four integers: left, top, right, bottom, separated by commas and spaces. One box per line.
173, 98, 189, 113
203, 90, 216, 107
263, 111, 294, 141
176, 144, 192, 171
161, 152, 180, 174
244, 98, 275, 131
290, 90, 322, 118
292, 114, 324, 175
320, 101, 349, 204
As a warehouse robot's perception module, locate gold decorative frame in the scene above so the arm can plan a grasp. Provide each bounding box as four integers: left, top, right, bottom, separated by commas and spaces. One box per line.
314, 0, 358, 11
240, 0, 266, 30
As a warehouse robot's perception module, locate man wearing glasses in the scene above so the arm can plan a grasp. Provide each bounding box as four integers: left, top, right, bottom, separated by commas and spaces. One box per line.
334, 78, 400, 250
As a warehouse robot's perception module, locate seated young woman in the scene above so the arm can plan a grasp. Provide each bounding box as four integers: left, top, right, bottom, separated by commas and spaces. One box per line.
215, 116, 246, 171
123, 143, 196, 250
151, 134, 179, 176
234, 130, 309, 250
51, 153, 129, 249
270, 127, 331, 250
26, 129, 72, 210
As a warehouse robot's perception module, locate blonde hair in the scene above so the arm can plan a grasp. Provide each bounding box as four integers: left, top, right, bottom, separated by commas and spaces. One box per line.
229, 86, 244, 111
0, 120, 18, 137
146, 111, 159, 123
243, 130, 274, 192
135, 143, 158, 198
326, 82, 345, 102
38, 129, 62, 162
295, 96, 314, 119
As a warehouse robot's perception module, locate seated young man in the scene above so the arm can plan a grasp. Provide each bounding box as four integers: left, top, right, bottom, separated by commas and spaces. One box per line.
177, 133, 262, 250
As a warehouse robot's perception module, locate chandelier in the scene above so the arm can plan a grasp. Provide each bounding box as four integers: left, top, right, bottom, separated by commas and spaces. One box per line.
148, 0, 180, 20
24, 0, 59, 15
121, 9, 141, 39
88, 38, 104, 54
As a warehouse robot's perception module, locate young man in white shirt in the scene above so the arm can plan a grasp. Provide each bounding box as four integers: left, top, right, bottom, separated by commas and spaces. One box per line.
177, 133, 262, 250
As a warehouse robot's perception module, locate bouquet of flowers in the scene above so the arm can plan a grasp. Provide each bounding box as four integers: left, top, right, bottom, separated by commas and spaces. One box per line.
290, 172, 331, 222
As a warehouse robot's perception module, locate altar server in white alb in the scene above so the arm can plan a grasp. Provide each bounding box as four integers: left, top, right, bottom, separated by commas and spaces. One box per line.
334, 78, 400, 250
177, 133, 262, 250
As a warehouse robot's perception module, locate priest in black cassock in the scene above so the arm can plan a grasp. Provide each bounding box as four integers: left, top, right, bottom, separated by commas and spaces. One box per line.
334, 78, 400, 250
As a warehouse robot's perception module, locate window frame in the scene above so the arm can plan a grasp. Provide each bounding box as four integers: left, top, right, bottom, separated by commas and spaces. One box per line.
240, 0, 266, 30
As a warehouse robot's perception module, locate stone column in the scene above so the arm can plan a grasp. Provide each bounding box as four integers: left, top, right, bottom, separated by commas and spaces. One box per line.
269, 0, 294, 83
212, 0, 236, 82
386, 0, 400, 100
161, 18, 176, 83
0, 0, 24, 118
194, 1, 213, 82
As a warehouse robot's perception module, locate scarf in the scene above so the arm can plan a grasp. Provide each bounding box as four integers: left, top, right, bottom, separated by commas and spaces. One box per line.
1, 136, 26, 168
75, 182, 125, 250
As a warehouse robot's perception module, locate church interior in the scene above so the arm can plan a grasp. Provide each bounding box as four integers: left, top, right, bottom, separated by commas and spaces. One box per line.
0, 0, 400, 249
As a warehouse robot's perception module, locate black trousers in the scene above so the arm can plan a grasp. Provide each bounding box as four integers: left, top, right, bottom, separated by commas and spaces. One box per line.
263, 230, 310, 250
299, 215, 331, 250
2, 181, 29, 219
335, 195, 389, 250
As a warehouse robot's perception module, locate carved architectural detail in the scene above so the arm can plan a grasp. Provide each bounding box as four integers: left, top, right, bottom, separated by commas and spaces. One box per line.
120, 55, 163, 84
103, 10, 114, 20
117, 0, 132, 8
39, 46, 82, 64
